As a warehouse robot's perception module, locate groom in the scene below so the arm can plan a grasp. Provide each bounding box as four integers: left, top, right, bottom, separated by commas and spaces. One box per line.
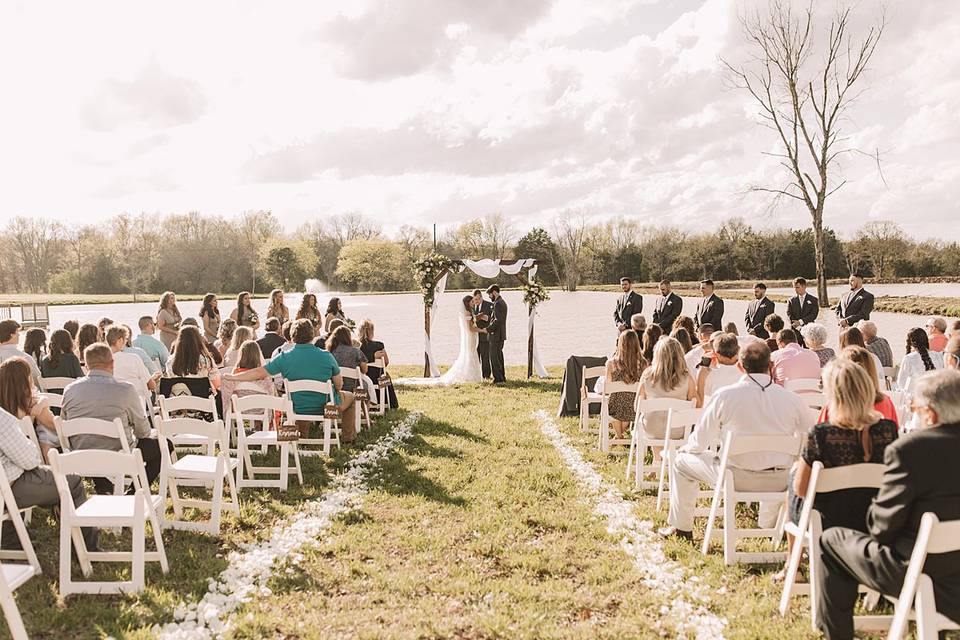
472, 289, 494, 379
486, 284, 507, 384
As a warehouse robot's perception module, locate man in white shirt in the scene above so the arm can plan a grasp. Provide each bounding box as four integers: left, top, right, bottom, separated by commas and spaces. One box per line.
0, 319, 41, 384
105, 325, 157, 401
697, 332, 743, 403
660, 341, 812, 540
684, 324, 716, 374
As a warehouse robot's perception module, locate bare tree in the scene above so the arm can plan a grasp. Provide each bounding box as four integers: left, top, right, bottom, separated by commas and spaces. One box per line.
724, 1, 884, 305
6, 216, 64, 293
551, 211, 592, 291
327, 212, 382, 247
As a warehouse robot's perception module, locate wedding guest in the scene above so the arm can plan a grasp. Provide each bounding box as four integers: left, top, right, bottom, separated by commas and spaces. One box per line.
840, 327, 884, 389
814, 369, 960, 640
637, 337, 698, 442
820, 346, 898, 425
661, 342, 810, 541
0, 320, 41, 384
225, 319, 357, 442
167, 326, 221, 391
777, 358, 899, 583
230, 291, 260, 332
696, 332, 742, 404
614, 277, 643, 332
121, 324, 159, 375
0, 357, 57, 460
22, 328, 46, 366
801, 323, 836, 367
324, 297, 346, 333
834, 273, 874, 327
266, 289, 290, 325
132, 316, 170, 372
199, 293, 222, 363
641, 325, 663, 364
63, 319, 79, 342
326, 325, 368, 393
926, 316, 949, 352
156, 291, 182, 351
214, 319, 237, 359
652, 280, 682, 332
763, 314, 785, 352
296, 293, 321, 328
673, 316, 696, 342
896, 327, 944, 392
949, 319, 960, 340
181, 318, 198, 328
105, 325, 156, 401
40, 329, 84, 381
671, 327, 694, 354
76, 324, 99, 367
857, 321, 893, 368
257, 317, 285, 360
684, 324, 715, 374
62, 343, 160, 494
223, 326, 255, 371
745, 283, 775, 338
96, 317, 113, 341
630, 313, 647, 334
946, 336, 960, 370
723, 322, 739, 335
271, 321, 295, 360
694, 279, 724, 331
787, 277, 819, 329
604, 329, 646, 440
771, 329, 821, 385
358, 319, 398, 409
219, 341, 276, 405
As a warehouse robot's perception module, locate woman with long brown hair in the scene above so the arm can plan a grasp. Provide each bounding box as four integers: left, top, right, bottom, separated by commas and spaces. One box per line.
642, 324, 663, 364
168, 326, 220, 390
40, 328, 84, 379
266, 289, 289, 324
22, 328, 47, 365
324, 297, 346, 333
604, 329, 647, 439
157, 291, 182, 351
670, 327, 694, 354
0, 357, 57, 459
76, 323, 99, 367
672, 316, 695, 341
326, 325, 369, 393
230, 291, 260, 333
223, 326, 255, 370
296, 293, 321, 328
840, 327, 885, 389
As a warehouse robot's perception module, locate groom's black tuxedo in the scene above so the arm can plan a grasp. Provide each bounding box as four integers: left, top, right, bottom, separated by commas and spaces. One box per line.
474, 299, 494, 379
487, 295, 508, 383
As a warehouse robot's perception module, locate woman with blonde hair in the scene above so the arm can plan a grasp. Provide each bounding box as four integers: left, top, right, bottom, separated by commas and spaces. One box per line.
266, 289, 289, 324
638, 337, 698, 441
818, 346, 898, 425
214, 318, 237, 359
156, 291, 182, 351
358, 319, 398, 409
222, 326, 255, 370
604, 329, 647, 439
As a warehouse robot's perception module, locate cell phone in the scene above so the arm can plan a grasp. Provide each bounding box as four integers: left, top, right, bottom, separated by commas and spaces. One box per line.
698, 356, 711, 368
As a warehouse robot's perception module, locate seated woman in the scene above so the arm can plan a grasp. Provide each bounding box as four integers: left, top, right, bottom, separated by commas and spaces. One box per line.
358, 320, 398, 409
800, 323, 835, 367
220, 340, 278, 428
167, 326, 221, 392
776, 358, 898, 582
0, 357, 58, 460
819, 346, 898, 426
672, 316, 695, 340
638, 337, 698, 445
604, 329, 646, 440
839, 327, 885, 389
763, 314, 785, 352
327, 326, 374, 398
897, 327, 944, 392
214, 319, 237, 360
40, 329, 84, 381
670, 327, 694, 354
22, 328, 47, 368
76, 323, 100, 368
641, 325, 663, 365
222, 326, 255, 371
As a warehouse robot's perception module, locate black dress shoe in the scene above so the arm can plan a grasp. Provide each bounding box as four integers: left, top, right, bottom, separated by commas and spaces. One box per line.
657, 526, 693, 541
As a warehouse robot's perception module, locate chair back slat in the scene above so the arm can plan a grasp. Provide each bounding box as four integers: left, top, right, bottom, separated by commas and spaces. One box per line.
157, 417, 227, 444
49, 448, 143, 478
723, 432, 803, 458
232, 393, 286, 413
581, 366, 606, 393
42, 392, 63, 410
158, 394, 217, 420
339, 367, 361, 381
637, 398, 695, 413
665, 408, 704, 429
284, 379, 333, 395
17, 417, 41, 453
38, 376, 76, 392
812, 461, 886, 494
925, 517, 960, 555
54, 417, 128, 452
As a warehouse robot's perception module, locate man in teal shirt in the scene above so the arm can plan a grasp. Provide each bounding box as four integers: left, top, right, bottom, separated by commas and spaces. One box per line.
224, 319, 357, 441
132, 316, 170, 372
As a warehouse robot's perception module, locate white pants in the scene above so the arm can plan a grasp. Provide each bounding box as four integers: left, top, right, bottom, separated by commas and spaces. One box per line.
667, 451, 788, 532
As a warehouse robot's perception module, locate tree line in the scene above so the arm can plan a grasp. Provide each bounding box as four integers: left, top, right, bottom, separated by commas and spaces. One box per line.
0, 211, 956, 297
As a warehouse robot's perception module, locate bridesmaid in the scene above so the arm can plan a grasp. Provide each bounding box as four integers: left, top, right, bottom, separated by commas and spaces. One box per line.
156, 291, 182, 352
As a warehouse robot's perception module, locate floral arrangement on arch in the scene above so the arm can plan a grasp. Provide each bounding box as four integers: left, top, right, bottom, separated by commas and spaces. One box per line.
522, 278, 550, 308
413, 253, 461, 307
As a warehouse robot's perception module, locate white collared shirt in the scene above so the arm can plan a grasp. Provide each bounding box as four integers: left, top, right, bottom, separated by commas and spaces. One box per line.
682, 374, 812, 470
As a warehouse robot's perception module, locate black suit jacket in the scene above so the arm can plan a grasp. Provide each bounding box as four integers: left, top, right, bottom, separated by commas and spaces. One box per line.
867, 424, 960, 577
257, 333, 286, 360
614, 291, 643, 328
652, 292, 682, 332
744, 297, 776, 338
695, 294, 724, 330
487, 297, 508, 342
835, 288, 875, 325
474, 300, 493, 344
787, 294, 820, 326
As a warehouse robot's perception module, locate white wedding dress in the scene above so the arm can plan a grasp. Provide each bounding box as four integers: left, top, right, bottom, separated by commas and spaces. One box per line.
397, 311, 483, 386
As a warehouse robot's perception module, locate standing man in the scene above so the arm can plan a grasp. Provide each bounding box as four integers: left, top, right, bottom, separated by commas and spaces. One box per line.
694, 279, 724, 332
472, 289, 493, 380
652, 280, 682, 332
835, 273, 875, 327
787, 277, 819, 329
486, 285, 508, 384
744, 283, 776, 339
614, 277, 643, 332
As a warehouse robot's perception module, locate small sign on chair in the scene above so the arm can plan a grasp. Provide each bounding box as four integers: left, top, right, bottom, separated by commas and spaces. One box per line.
276, 423, 301, 442
324, 403, 340, 420
354, 388, 369, 402
378, 372, 392, 388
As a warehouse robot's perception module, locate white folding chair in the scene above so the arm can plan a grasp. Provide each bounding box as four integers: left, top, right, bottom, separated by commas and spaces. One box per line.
157, 395, 218, 453
886, 513, 960, 640
38, 376, 76, 393
597, 381, 640, 453
0, 464, 41, 640
655, 407, 706, 511
701, 431, 802, 565
370, 358, 391, 417
784, 379, 821, 394
156, 416, 239, 535
13, 418, 40, 527
284, 379, 339, 456
625, 398, 695, 489
55, 417, 130, 496
882, 366, 898, 391
49, 448, 168, 595
778, 461, 886, 628
799, 392, 827, 410
579, 365, 605, 434
339, 367, 369, 432
41, 391, 63, 414
231, 394, 303, 491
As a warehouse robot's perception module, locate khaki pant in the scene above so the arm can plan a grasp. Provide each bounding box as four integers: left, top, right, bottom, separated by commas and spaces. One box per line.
296, 390, 357, 443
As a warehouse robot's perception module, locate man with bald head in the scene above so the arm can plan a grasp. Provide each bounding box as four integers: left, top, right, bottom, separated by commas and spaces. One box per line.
660, 341, 810, 541
857, 321, 893, 368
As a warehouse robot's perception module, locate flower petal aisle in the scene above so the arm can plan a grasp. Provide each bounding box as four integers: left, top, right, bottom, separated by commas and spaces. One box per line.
155, 412, 422, 640
535, 410, 728, 640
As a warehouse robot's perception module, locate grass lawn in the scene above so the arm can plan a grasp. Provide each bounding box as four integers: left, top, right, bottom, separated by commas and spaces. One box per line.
7, 366, 885, 639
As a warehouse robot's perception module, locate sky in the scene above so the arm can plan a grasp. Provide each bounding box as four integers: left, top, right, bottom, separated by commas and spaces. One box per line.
0, 0, 957, 240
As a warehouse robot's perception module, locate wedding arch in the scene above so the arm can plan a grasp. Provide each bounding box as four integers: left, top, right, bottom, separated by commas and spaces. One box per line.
414, 255, 550, 379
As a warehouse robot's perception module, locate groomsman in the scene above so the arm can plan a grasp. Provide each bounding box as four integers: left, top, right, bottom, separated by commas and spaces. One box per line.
787, 277, 819, 329
835, 273, 875, 327
694, 279, 724, 331
652, 280, 682, 332
744, 283, 776, 339
614, 277, 643, 332
472, 289, 493, 379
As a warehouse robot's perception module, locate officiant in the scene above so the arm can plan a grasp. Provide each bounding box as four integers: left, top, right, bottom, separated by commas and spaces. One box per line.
473, 289, 494, 380
614, 277, 643, 332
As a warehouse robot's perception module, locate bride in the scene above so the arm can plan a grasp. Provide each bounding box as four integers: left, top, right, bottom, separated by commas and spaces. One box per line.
400, 295, 485, 386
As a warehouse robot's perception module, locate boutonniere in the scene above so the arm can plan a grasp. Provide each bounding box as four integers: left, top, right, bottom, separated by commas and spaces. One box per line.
666, 300, 672, 306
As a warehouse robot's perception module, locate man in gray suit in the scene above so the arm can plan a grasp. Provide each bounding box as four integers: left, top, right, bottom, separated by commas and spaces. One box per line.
486, 285, 508, 384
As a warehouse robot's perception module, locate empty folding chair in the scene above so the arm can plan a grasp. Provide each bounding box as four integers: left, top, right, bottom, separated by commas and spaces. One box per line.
231, 394, 303, 491
156, 416, 239, 535
579, 365, 605, 434
0, 465, 41, 640
701, 431, 802, 565
49, 448, 168, 595
625, 398, 695, 488
655, 407, 705, 511
284, 379, 340, 456
785, 379, 821, 394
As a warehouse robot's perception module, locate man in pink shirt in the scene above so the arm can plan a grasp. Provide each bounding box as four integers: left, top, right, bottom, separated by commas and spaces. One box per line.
771, 328, 821, 385
927, 316, 949, 352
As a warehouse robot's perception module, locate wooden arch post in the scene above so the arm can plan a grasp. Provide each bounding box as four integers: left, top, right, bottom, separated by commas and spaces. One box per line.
424, 267, 453, 377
